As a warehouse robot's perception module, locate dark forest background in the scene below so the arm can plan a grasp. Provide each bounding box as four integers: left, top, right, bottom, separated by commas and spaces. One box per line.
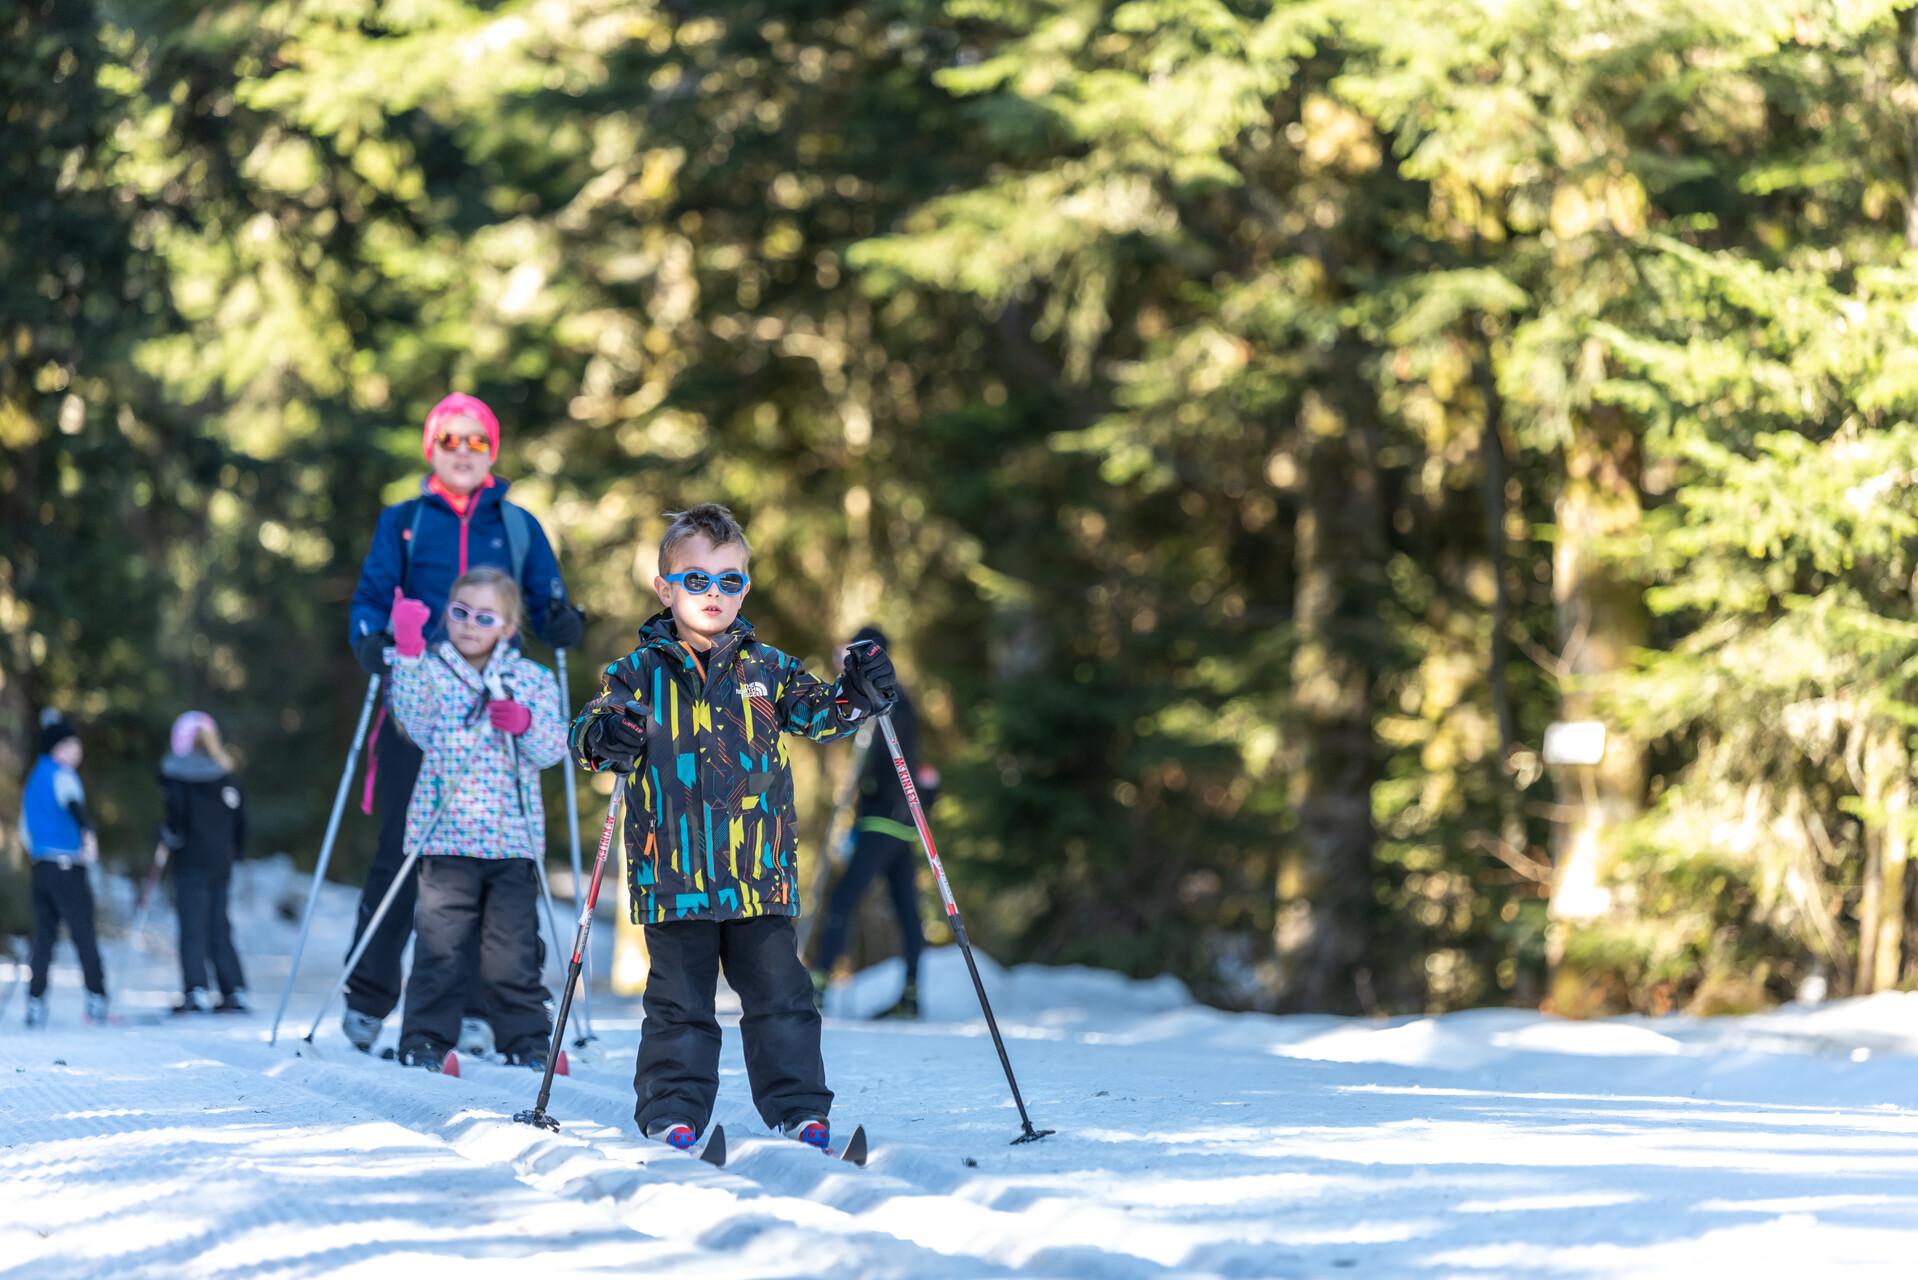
13, 0, 1918, 1016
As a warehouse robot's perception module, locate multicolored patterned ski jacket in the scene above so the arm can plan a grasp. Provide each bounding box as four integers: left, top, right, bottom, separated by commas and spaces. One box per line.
569, 612, 858, 923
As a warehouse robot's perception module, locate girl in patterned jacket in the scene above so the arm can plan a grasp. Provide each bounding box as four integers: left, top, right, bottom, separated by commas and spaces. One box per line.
387, 566, 569, 1069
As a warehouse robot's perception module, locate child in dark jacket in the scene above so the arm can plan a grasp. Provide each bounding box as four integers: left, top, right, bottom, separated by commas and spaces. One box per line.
389, 566, 569, 1069
570, 503, 897, 1152
20, 710, 107, 1027
159, 711, 248, 1014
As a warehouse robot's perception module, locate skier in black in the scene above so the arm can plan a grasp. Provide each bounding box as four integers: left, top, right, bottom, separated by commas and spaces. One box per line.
809, 625, 934, 1020
158, 711, 248, 1013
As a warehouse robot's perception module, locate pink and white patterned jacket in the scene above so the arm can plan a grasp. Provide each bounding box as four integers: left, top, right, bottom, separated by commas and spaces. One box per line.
387, 641, 568, 860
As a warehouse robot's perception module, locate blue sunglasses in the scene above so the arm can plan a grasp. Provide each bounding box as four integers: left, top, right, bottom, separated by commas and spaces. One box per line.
663, 568, 750, 596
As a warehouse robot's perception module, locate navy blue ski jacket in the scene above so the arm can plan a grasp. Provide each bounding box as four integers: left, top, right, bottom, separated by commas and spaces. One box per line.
347, 476, 568, 651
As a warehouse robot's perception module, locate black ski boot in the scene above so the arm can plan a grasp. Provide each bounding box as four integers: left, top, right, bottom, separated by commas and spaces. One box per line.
396, 1039, 451, 1071
875, 980, 918, 1021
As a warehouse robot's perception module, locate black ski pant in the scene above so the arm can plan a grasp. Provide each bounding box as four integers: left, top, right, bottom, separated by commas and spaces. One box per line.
634, 915, 830, 1135
400, 857, 551, 1058
344, 717, 482, 1022
176, 863, 245, 997
813, 829, 924, 986
28, 861, 105, 999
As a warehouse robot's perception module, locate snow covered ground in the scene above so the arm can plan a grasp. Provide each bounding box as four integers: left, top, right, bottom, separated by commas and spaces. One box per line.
7, 859, 1918, 1278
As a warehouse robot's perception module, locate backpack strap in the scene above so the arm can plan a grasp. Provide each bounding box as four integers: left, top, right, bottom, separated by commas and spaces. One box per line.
502, 501, 532, 586
400, 498, 426, 596
402, 496, 533, 595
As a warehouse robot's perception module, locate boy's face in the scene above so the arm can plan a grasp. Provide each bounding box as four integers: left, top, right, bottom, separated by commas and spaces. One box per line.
655, 534, 750, 646
429, 413, 495, 496
447, 583, 516, 663
52, 739, 81, 768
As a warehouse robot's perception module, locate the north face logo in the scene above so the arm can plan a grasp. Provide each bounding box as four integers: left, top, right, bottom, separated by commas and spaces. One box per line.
741, 681, 770, 698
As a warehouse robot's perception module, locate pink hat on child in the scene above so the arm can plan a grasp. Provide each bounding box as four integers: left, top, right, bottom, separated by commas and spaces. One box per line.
170, 711, 216, 758
422, 393, 500, 459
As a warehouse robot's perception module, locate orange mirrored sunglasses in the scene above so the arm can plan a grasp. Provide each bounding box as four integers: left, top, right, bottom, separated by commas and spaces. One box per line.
434, 431, 491, 455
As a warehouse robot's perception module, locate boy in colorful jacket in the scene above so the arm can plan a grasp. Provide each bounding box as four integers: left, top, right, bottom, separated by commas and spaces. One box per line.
387, 567, 570, 1068
569, 503, 897, 1152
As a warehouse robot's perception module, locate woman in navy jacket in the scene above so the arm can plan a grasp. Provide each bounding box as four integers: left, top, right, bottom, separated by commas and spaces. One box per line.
338, 393, 584, 1052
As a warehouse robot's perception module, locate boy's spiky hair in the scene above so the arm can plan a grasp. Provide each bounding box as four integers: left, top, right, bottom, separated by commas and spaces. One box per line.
660, 502, 751, 572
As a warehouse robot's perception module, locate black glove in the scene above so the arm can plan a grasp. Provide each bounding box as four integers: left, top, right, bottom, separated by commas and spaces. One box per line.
354, 629, 393, 677
544, 603, 585, 649
840, 640, 898, 717
590, 699, 650, 774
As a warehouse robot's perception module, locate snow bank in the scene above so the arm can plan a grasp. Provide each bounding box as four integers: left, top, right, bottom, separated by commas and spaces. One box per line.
7, 856, 1918, 1277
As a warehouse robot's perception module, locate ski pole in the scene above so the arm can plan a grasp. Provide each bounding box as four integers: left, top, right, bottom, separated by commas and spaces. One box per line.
533, 855, 567, 997
554, 645, 596, 1041
491, 661, 595, 1047
878, 712, 1054, 1145
129, 842, 170, 952
517, 781, 625, 1132
271, 674, 383, 1046
300, 845, 422, 1046
797, 720, 871, 958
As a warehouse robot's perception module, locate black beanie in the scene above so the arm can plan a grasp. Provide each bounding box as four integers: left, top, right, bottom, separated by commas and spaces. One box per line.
39, 708, 77, 755
850, 624, 889, 650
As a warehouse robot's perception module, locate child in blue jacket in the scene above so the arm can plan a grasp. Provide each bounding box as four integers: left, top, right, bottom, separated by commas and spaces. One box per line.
20, 710, 107, 1027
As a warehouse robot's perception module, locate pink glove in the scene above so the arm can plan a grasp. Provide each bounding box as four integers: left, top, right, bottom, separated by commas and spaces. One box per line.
489, 699, 532, 735
391, 587, 431, 657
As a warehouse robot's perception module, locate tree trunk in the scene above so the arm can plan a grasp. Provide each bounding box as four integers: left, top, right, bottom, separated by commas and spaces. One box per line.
1857, 724, 1909, 993
1275, 369, 1386, 1013
1546, 404, 1648, 1016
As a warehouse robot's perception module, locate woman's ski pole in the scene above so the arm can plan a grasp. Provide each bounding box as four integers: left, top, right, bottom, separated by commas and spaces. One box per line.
271, 674, 382, 1046
517, 780, 625, 1132
878, 712, 1054, 1145
129, 842, 171, 951
300, 846, 422, 1045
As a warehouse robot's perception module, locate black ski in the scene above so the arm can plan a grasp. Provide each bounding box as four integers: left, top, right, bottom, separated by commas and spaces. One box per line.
791, 1123, 867, 1166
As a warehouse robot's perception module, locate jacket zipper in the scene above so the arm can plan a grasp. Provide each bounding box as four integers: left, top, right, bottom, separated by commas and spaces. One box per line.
656, 636, 717, 911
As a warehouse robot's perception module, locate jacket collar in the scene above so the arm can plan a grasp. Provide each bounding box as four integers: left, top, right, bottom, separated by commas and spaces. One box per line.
637, 610, 755, 674
161, 752, 228, 783
418, 473, 505, 518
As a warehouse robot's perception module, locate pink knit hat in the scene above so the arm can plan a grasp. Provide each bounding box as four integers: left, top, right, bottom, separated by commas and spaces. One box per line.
171, 710, 215, 758
422, 393, 500, 459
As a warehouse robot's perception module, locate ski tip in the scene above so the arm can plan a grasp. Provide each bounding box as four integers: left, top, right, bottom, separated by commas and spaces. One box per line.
440, 1049, 460, 1078
700, 1124, 727, 1167
555, 1049, 570, 1077
842, 1124, 868, 1167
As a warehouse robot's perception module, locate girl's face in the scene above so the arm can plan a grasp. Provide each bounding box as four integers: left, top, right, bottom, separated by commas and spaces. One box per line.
446, 583, 516, 663
429, 413, 494, 496
654, 533, 750, 649
52, 739, 82, 768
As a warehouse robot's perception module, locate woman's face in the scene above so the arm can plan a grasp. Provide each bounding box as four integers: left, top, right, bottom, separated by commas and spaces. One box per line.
429, 413, 494, 496
447, 583, 516, 662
